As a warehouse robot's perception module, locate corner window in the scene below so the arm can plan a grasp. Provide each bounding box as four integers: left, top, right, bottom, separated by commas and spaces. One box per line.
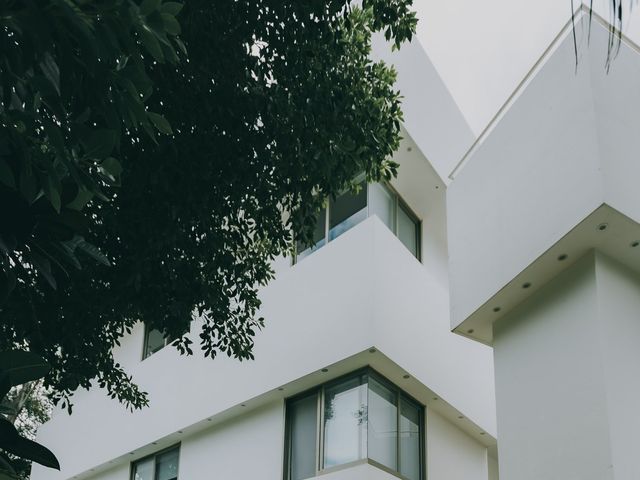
142, 324, 172, 360
284, 369, 424, 480
295, 181, 420, 262
132, 446, 180, 480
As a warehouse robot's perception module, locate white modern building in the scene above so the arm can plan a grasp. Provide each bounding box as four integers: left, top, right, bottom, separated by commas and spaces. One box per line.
32, 3, 640, 480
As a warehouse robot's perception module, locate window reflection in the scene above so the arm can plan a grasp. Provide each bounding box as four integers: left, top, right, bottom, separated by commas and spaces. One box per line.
295, 181, 420, 263
323, 375, 368, 468
285, 369, 424, 479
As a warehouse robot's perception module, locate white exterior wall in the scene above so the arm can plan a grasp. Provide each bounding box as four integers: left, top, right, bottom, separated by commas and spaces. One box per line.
179, 401, 285, 479
493, 252, 640, 479
51, 403, 492, 480
427, 410, 490, 480
33, 216, 496, 480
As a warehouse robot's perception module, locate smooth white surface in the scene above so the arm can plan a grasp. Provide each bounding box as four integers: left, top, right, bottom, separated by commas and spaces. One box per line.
414, 1, 640, 136
179, 401, 284, 479
33, 217, 496, 479
35, 399, 495, 480
492, 252, 640, 479
427, 410, 490, 480
414, 0, 574, 134
448, 18, 640, 330
595, 254, 640, 480
447, 19, 602, 329
371, 34, 475, 184
493, 253, 611, 480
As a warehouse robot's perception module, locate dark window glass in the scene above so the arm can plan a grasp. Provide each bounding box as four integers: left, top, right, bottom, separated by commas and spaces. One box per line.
285, 370, 423, 479
143, 325, 168, 359
287, 393, 318, 480
132, 447, 179, 480
399, 398, 422, 480
397, 203, 419, 258
328, 181, 367, 241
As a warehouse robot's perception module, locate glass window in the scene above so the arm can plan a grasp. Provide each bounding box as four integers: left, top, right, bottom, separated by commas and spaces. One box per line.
132, 458, 154, 480
397, 203, 419, 258
328, 181, 367, 241
294, 179, 421, 263
132, 447, 179, 480
284, 369, 423, 479
287, 393, 318, 480
368, 377, 397, 470
323, 375, 368, 468
156, 449, 179, 480
399, 398, 422, 480
143, 324, 170, 360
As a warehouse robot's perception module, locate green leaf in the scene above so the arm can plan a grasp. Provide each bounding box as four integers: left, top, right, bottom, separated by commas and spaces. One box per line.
66, 187, 94, 211
161, 13, 181, 35
148, 112, 172, 134
81, 129, 117, 159
0, 351, 50, 399
43, 177, 61, 213
139, 0, 161, 16
38, 52, 60, 96
29, 252, 57, 290
0, 418, 60, 470
101, 157, 122, 178
76, 238, 111, 267
139, 26, 164, 62
160, 2, 183, 15
0, 161, 15, 188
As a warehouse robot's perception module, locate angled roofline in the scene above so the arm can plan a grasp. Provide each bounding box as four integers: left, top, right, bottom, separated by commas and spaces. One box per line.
448, 5, 640, 181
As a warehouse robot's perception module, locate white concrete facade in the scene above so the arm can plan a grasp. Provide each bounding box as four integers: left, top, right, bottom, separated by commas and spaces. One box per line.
32, 4, 640, 480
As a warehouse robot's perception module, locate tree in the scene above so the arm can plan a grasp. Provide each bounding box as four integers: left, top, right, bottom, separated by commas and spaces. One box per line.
0, 351, 58, 480
0, 0, 417, 412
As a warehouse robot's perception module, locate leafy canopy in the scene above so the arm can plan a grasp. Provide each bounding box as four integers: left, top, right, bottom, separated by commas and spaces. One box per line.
0, 0, 417, 410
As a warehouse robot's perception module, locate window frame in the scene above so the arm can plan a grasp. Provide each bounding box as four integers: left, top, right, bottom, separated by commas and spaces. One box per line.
293, 181, 422, 264
283, 368, 425, 480
130, 444, 181, 480
141, 323, 173, 361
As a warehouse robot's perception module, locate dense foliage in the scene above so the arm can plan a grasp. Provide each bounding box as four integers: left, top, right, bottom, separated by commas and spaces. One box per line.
0, 351, 58, 479
0, 0, 416, 411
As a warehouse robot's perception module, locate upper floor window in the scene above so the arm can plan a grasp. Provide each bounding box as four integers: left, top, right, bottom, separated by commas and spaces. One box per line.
132, 446, 179, 480
296, 180, 420, 262
284, 369, 424, 480
142, 323, 172, 360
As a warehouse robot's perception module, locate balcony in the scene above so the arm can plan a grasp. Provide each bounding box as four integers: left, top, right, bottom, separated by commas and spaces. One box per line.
34, 216, 495, 480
